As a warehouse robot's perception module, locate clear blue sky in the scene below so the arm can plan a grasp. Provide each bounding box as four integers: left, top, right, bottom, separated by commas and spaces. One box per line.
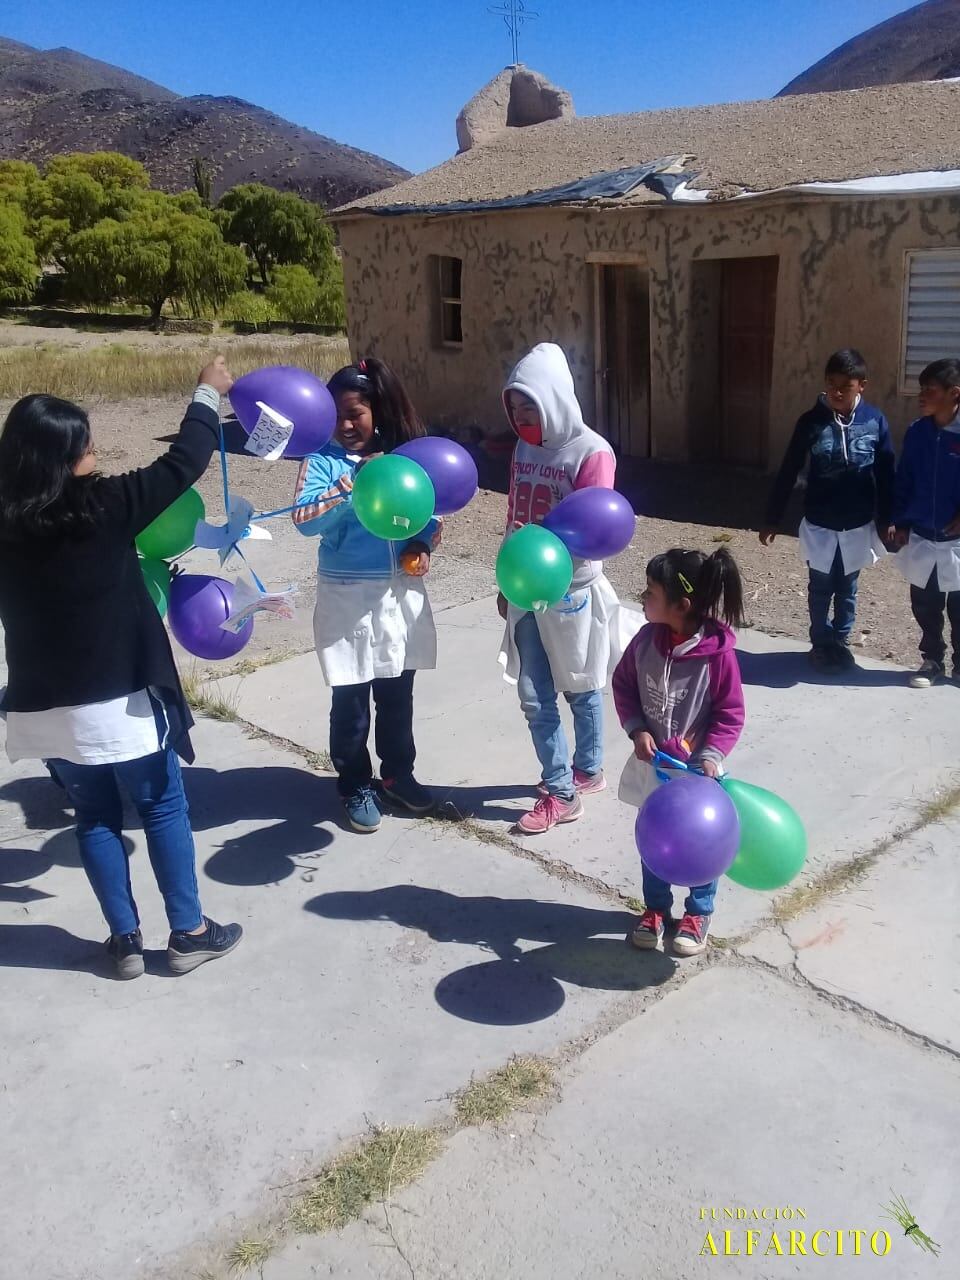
5, 0, 918, 174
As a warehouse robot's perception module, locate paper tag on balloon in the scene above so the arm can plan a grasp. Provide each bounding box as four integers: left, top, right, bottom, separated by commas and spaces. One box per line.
244, 402, 294, 460
221, 577, 297, 632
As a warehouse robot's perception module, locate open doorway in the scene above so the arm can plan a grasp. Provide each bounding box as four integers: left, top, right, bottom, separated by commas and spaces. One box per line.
592, 261, 651, 458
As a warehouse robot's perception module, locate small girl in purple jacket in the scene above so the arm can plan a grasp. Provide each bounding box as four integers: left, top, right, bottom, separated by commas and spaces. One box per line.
612, 547, 746, 956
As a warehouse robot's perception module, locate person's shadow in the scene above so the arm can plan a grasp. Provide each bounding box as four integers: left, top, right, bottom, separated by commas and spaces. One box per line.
305, 885, 676, 1025
737, 649, 910, 689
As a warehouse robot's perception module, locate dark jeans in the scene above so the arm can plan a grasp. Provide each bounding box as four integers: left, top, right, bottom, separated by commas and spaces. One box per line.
641, 861, 717, 917
808, 547, 859, 648
49, 748, 203, 936
330, 670, 416, 796
910, 569, 960, 668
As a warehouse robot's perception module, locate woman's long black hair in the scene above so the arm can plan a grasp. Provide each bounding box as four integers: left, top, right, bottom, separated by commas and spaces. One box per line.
646, 546, 745, 628
327, 357, 426, 452
0, 394, 99, 537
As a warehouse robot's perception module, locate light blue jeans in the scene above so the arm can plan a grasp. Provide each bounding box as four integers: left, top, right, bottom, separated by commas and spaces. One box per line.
515, 612, 603, 799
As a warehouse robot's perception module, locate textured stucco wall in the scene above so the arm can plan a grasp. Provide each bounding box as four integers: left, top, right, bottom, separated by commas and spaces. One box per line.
337, 194, 960, 466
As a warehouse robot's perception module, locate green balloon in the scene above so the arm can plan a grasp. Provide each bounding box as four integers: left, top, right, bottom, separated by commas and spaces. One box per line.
136, 488, 205, 561
352, 455, 435, 541
721, 777, 807, 890
496, 524, 574, 613
139, 557, 171, 617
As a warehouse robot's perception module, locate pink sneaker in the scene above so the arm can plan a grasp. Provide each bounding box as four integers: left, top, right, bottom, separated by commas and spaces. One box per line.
537, 769, 606, 798
516, 793, 584, 834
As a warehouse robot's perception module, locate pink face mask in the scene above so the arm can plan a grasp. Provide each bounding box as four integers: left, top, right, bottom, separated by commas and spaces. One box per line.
515, 422, 543, 446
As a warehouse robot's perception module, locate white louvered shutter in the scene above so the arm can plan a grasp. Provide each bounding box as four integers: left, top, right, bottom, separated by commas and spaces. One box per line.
902, 250, 960, 388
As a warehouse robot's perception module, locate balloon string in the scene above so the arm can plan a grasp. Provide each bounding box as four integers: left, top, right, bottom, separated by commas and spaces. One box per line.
250, 502, 302, 521
218, 424, 230, 516
235, 544, 267, 593
652, 750, 706, 784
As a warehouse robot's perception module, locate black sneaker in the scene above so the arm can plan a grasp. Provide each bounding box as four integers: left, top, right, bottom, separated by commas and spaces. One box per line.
808, 645, 839, 672
167, 917, 243, 975
832, 643, 857, 670
107, 929, 144, 980
380, 775, 435, 814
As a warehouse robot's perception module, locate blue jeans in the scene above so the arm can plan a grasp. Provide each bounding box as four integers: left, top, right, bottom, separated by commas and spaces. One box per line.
514, 612, 603, 799
641, 862, 717, 917
808, 547, 859, 648
49, 748, 203, 936
330, 671, 416, 796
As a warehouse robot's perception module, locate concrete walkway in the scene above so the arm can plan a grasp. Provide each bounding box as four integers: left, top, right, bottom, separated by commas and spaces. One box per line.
1, 598, 958, 1279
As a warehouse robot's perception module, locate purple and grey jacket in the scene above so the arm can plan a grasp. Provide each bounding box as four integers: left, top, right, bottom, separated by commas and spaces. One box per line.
612, 622, 745, 767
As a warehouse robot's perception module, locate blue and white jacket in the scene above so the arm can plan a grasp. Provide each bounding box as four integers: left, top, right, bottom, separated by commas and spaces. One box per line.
292, 444, 441, 580
893, 414, 960, 541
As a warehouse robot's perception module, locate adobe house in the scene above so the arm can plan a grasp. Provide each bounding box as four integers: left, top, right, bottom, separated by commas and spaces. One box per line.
331, 71, 960, 468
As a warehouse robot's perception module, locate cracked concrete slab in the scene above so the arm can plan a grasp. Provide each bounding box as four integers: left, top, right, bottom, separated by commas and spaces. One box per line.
211, 599, 960, 939
262, 966, 959, 1280
777, 819, 960, 1051
1, 717, 682, 1280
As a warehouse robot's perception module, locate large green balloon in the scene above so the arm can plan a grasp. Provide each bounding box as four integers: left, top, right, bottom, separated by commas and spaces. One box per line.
352, 455, 435, 541
139, 557, 171, 617
496, 524, 574, 613
721, 777, 807, 890
136, 488, 205, 561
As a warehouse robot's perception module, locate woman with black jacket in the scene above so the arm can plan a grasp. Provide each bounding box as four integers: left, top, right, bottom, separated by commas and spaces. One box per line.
0, 357, 242, 979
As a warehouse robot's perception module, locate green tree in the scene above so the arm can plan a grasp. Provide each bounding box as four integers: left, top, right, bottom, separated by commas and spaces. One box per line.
0, 202, 39, 302
217, 183, 335, 284
266, 263, 345, 326
63, 203, 246, 324
28, 152, 152, 262
191, 157, 213, 208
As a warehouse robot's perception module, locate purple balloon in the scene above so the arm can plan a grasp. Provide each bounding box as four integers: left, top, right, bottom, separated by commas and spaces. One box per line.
635, 775, 740, 886
228, 365, 336, 459
542, 487, 635, 560
394, 436, 479, 515
168, 574, 253, 661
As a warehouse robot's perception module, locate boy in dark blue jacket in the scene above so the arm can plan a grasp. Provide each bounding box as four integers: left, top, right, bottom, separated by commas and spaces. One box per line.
761, 349, 894, 672
892, 358, 960, 688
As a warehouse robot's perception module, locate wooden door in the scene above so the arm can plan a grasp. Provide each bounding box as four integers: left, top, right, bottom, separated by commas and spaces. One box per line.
719, 256, 779, 467
595, 264, 651, 457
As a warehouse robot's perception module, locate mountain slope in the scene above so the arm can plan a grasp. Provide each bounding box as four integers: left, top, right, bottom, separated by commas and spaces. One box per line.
779, 0, 960, 95
0, 39, 408, 206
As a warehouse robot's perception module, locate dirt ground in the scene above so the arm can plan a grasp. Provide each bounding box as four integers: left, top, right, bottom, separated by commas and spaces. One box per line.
0, 390, 921, 677
0, 319, 336, 353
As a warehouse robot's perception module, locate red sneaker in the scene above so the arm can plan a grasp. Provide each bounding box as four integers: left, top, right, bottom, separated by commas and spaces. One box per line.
630, 909, 667, 950
516, 793, 584, 834
673, 913, 711, 956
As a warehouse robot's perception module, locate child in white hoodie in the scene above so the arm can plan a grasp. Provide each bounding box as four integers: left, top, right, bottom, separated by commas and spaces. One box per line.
498, 343, 622, 834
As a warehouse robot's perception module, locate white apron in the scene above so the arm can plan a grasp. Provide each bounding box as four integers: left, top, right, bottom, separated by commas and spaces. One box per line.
312, 575, 437, 686
617, 752, 724, 809
498, 575, 638, 694
893, 532, 960, 594
798, 519, 887, 576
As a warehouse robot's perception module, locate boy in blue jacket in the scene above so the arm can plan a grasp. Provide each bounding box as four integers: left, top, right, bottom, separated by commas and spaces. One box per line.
892, 358, 960, 688
761, 349, 894, 672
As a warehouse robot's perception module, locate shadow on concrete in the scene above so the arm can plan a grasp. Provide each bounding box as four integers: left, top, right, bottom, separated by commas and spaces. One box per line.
737, 649, 910, 689
304, 885, 676, 1025
0, 846, 56, 904
0, 923, 107, 974
429, 784, 535, 825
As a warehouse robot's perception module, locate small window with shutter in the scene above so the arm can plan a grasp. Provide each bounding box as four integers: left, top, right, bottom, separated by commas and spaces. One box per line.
901, 250, 960, 392
436, 256, 463, 348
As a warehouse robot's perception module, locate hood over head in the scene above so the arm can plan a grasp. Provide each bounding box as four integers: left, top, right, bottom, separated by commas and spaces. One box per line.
502, 343, 588, 450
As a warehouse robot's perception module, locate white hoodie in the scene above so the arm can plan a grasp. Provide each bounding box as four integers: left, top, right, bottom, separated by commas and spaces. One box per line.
503, 342, 615, 590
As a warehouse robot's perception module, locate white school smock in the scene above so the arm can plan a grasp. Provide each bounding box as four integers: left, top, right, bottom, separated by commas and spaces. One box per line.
4, 689, 166, 765
798, 519, 887, 576
312, 575, 437, 686
893, 531, 960, 594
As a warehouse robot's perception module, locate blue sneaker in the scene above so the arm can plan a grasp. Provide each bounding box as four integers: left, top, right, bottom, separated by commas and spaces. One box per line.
343, 786, 382, 833
380, 774, 434, 814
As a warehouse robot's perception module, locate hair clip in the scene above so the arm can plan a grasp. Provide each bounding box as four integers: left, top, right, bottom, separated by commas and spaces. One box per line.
358, 358, 367, 372
678, 572, 694, 595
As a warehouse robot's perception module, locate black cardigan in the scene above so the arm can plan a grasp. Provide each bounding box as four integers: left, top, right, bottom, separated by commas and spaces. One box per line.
0, 400, 221, 763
